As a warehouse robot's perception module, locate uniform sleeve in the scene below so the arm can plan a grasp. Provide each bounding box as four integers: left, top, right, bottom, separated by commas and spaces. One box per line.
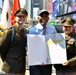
1, 30, 12, 60
68, 57, 76, 67
1, 30, 11, 49
68, 40, 76, 67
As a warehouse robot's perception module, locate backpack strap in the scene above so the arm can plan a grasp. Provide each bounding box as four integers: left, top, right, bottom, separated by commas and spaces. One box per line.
11, 27, 14, 41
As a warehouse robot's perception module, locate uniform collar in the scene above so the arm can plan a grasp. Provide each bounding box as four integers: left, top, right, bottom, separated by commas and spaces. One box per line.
36, 23, 48, 29
65, 33, 73, 40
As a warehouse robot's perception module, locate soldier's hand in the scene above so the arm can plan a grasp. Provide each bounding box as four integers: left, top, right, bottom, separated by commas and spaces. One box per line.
62, 61, 69, 66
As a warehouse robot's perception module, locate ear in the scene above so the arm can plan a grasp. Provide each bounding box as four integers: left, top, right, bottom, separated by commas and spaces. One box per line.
37, 16, 42, 22
38, 16, 42, 20
14, 17, 19, 21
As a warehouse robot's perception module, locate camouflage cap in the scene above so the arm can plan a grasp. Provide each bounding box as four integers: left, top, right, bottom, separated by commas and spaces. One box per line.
61, 17, 76, 25
14, 8, 28, 16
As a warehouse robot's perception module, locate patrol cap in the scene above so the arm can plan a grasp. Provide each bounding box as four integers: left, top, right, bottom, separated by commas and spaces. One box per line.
61, 17, 76, 25
14, 8, 28, 16
38, 9, 49, 16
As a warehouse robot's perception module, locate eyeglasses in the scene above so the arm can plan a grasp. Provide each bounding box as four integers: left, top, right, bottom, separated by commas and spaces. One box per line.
17, 15, 26, 18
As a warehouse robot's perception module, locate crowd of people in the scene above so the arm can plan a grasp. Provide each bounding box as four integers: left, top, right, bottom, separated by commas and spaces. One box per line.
0, 7, 76, 75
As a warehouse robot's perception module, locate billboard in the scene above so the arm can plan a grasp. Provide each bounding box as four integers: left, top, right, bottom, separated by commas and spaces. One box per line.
52, 0, 59, 17
46, 0, 53, 13
72, 0, 76, 19
59, 0, 75, 15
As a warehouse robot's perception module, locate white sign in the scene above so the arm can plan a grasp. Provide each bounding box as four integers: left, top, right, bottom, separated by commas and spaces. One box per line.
27, 33, 67, 65
46, 33, 67, 64
27, 34, 51, 66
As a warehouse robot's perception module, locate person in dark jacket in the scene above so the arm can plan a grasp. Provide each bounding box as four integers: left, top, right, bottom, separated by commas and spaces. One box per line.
54, 17, 76, 75
1, 8, 28, 75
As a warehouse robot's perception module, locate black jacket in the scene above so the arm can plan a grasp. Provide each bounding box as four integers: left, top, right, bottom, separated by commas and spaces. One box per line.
1, 25, 27, 73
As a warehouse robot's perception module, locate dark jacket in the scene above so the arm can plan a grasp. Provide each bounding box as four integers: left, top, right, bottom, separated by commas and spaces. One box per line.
1, 25, 27, 73
54, 33, 76, 72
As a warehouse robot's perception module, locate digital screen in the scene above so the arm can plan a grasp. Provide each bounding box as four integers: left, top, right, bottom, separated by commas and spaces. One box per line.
59, 0, 76, 15
52, 0, 76, 17
59, 0, 71, 14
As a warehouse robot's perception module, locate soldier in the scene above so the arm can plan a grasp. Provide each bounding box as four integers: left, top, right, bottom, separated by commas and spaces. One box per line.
54, 17, 76, 75
1, 8, 28, 75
